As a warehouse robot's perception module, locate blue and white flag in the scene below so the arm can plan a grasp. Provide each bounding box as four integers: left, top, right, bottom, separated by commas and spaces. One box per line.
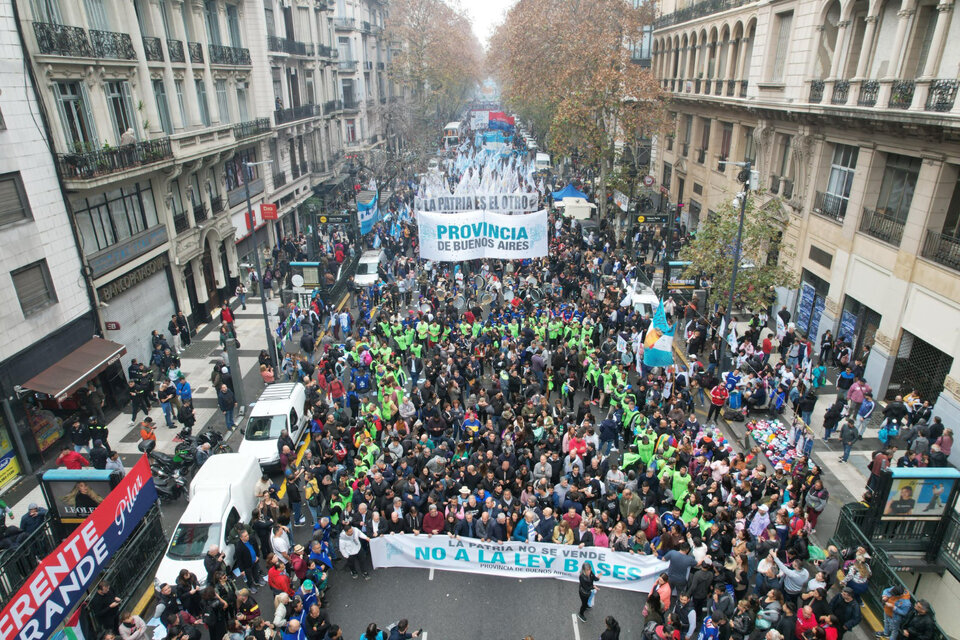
358, 191, 379, 235
643, 300, 675, 368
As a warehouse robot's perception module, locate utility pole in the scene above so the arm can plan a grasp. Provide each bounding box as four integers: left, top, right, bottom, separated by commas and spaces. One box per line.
242, 159, 278, 366
659, 202, 680, 299
719, 161, 752, 375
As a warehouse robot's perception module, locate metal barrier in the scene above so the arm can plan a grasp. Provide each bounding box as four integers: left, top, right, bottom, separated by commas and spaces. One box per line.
830, 503, 950, 640
0, 515, 59, 602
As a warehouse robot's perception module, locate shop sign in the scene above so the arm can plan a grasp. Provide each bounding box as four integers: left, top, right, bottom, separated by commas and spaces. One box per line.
97, 255, 169, 302
87, 227, 169, 278
261, 203, 278, 220
0, 450, 20, 490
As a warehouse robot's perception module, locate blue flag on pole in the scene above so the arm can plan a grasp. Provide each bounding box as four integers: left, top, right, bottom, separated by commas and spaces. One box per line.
358, 191, 379, 235
643, 300, 675, 368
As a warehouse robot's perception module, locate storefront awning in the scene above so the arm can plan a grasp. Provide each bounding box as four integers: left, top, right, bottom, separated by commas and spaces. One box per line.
22, 337, 126, 399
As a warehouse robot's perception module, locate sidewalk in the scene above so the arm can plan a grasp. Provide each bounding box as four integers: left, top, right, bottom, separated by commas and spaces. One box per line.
1, 294, 279, 518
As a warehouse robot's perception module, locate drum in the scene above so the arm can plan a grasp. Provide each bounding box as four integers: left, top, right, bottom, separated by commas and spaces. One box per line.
480, 292, 494, 305
473, 275, 486, 290
454, 294, 466, 310
502, 288, 514, 301
419, 302, 432, 313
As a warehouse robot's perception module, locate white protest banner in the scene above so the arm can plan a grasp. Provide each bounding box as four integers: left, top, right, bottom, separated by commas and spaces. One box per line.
617, 335, 628, 353
614, 190, 630, 212
470, 110, 490, 129
369, 534, 668, 593
417, 209, 548, 262
415, 193, 539, 214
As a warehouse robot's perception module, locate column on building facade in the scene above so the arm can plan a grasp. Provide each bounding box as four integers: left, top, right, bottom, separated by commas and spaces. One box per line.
843, 146, 877, 232
913, 2, 956, 110
736, 35, 750, 93
724, 36, 738, 89
191, 257, 209, 305
150, 0, 186, 131
899, 158, 945, 255
206, 234, 226, 289
854, 14, 879, 79
196, 2, 221, 125
876, 7, 917, 107
118, 0, 165, 137
224, 237, 240, 279
828, 21, 851, 80
177, 0, 204, 127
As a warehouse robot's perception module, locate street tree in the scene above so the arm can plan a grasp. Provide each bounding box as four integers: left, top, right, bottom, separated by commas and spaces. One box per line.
489, 0, 665, 235
678, 192, 798, 314
385, 0, 483, 165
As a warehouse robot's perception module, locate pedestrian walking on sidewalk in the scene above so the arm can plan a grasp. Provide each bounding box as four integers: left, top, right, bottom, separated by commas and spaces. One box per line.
217, 384, 237, 431
236, 283, 248, 310
839, 419, 858, 462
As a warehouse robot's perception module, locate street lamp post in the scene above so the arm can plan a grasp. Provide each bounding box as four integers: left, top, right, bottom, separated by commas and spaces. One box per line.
719, 161, 752, 375
242, 159, 278, 366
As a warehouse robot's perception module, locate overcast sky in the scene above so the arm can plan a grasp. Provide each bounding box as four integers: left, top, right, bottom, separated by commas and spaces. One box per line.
463, 0, 516, 48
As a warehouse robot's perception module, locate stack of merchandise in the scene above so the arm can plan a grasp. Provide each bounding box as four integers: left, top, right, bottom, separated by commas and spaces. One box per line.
745, 418, 814, 473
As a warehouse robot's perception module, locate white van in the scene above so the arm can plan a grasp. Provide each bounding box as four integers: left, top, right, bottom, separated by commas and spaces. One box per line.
354, 249, 386, 288
238, 383, 309, 470
621, 280, 660, 317
535, 152, 551, 172
154, 453, 260, 587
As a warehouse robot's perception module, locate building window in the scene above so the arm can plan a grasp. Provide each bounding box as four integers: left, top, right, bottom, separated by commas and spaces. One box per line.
204, 0, 221, 46
236, 81, 249, 121
225, 148, 259, 192
341, 79, 355, 104
11, 260, 57, 316
876, 154, 922, 222
31, 0, 62, 23
174, 80, 187, 127
345, 118, 357, 143
940, 174, 960, 237
743, 127, 756, 164
226, 4, 242, 48
181, 1, 193, 41
215, 79, 231, 124
264, 0, 275, 38
778, 134, 793, 177
823, 144, 859, 218
719, 122, 733, 162
152, 79, 173, 134
770, 11, 793, 82
73, 181, 159, 254
196, 79, 211, 126
0, 173, 33, 227
54, 81, 97, 150
158, 0, 173, 38
105, 80, 137, 143
662, 162, 672, 189
83, 0, 110, 31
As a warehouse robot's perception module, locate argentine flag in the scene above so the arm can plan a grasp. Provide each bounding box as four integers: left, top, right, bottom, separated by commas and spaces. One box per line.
643, 300, 675, 368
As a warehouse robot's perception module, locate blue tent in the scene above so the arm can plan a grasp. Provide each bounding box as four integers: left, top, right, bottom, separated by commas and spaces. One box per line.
552, 184, 588, 201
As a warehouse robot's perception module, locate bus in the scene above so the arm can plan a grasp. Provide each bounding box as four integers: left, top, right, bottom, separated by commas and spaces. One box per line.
442, 121, 462, 147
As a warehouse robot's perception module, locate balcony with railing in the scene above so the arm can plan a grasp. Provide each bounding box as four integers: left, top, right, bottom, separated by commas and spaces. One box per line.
921, 229, 960, 271
654, 0, 754, 28
377, 61, 385, 70
812, 191, 848, 223
338, 59, 358, 72
188, 41, 203, 63
857, 80, 879, 106
233, 118, 271, 139
809, 80, 825, 104
695, 148, 706, 164
57, 137, 173, 181
769, 174, 781, 195
926, 79, 959, 112
739, 79, 748, 97
209, 44, 251, 66
888, 80, 915, 109
267, 36, 311, 56
717, 156, 727, 172
859, 207, 905, 246
90, 30, 136, 59
343, 98, 361, 111
143, 36, 163, 61
210, 195, 223, 214
33, 22, 93, 57
173, 210, 190, 234
323, 99, 343, 114
167, 38, 185, 62
831, 80, 850, 105
334, 17, 356, 30
781, 178, 794, 199
364, 61, 373, 70
666, 137, 674, 151
680, 141, 689, 157
316, 44, 335, 58
273, 171, 287, 189
193, 202, 208, 223
274, 103, 320, 124
291, 162, 301, 179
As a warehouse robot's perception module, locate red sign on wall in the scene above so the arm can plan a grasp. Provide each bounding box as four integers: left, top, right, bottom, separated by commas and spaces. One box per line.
104, 321, 121, 330
261, 203, 278, 220
246, 209, 256, 231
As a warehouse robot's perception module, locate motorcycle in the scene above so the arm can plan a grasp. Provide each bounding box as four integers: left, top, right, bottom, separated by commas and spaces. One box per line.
139, 440, 192, 502
174, 429, 232, 462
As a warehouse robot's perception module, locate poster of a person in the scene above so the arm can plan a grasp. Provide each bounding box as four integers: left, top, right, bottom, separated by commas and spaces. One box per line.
884, 478, 955, 518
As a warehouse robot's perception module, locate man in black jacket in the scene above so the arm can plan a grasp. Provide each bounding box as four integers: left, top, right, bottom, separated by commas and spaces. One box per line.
900, 600, 935, 640
828, 587, 862, 638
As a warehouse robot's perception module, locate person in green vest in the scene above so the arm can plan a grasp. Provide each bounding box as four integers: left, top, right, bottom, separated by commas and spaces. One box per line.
637, 434, 656, 467
548, 318, 562, 347
672, 466, 693, 505
428, 321, 441, 346
416, 320, 429, 343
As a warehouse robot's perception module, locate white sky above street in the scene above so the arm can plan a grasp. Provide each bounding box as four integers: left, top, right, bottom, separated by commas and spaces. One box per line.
462, 0, 516, 48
